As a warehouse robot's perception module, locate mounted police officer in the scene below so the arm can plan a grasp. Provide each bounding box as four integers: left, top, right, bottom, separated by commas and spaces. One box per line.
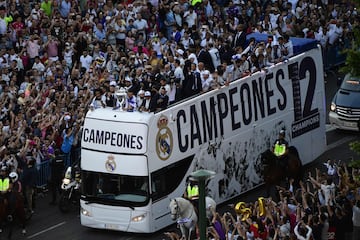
272, 129, 288, 157
184, 177, 199, 212
272, 129, 289, 168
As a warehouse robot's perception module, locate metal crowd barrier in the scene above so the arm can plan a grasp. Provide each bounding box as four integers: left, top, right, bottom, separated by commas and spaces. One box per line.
36, 160, 51, 189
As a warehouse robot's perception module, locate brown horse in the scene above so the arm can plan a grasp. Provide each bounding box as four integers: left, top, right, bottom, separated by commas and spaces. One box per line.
261, 146, 303, 198
0, 192, 27, 239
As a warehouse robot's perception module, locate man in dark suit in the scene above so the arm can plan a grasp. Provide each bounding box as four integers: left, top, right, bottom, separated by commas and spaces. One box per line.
197, 45, 215, 73
183, 63, 202, 98
232, 24, 246, 49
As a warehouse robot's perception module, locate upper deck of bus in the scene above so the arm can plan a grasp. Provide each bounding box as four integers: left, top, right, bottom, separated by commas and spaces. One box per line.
85, 34, 320, 122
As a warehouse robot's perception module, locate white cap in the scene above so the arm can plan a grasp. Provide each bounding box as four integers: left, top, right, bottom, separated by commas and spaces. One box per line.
110, 81, 117, 86
145, 91, 151, 97
64, 115, 71, 121
176, 49, 184, 55
138, 90, 145, 95
18, 89, 25, 95
203, 70, 210, 75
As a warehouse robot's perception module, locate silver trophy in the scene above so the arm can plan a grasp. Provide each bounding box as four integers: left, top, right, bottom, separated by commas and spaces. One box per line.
115, 87, 127, 110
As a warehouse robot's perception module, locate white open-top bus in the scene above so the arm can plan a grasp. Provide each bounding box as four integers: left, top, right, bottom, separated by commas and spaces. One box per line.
80, 36, 327, 233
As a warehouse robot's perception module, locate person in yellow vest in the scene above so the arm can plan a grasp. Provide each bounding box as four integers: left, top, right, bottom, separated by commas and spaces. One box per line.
0, 166, 10, 193
272, 129, 289, 157
184, 177, 199, 212
0, 165, 11, 220
191, 0, 202, 7
184, 177, 200, 237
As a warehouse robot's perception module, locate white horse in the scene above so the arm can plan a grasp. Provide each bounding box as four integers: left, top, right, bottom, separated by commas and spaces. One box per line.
169, 197, 216, 240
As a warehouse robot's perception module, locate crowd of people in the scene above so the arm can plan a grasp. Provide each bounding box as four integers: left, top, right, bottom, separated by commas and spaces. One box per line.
0, 0, 357, 225
165, 160, 360, 240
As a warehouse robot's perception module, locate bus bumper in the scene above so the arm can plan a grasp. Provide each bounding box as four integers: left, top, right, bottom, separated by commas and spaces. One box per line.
329, 111, 360, 131
80, 202, 152, 233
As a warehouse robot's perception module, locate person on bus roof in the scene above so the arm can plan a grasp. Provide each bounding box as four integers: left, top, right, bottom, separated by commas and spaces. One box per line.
272, 129, 288, 157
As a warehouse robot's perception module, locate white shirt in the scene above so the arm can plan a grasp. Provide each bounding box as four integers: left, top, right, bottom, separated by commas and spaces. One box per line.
184, 11, 197, 28
134, 18, 148, 32
32, 61, 45, 72
328, 23, 343, 45
80, 54, 93, 71
208, 47, 221, 69
321, 183, 335, 206
174, 66, 184, 84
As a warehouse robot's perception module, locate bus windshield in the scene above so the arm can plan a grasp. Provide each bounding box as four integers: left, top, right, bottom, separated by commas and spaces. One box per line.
81, 171, 149, 206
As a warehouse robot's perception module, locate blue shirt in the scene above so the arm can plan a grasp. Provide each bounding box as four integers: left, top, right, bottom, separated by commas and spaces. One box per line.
94, 27, 106, 41
61, 131, 74, 154
59, 0, 71, 18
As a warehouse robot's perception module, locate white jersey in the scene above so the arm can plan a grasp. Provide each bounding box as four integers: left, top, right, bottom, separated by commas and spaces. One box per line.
208, 47, 221, 69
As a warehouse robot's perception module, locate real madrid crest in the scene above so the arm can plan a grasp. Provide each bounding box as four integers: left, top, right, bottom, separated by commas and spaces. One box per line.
156, 115, 173, 160
105, 155, 116, 172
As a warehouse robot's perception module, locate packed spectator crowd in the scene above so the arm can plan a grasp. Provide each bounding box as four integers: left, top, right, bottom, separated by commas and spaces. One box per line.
164, 160, 360, 240
0, 0, 358, 219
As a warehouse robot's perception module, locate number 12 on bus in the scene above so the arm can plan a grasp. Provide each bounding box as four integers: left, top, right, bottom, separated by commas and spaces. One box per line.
80, 44, 326, 233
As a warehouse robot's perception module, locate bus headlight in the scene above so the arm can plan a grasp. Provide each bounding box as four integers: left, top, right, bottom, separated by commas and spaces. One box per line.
81, 207, 92, 217
131, 213, 146, 222
330, 102, 336, 112
63, 178, 71, 185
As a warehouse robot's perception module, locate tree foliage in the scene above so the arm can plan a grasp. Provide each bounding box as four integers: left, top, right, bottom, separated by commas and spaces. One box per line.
340, 28, 360, 76
349, 141, 360, 169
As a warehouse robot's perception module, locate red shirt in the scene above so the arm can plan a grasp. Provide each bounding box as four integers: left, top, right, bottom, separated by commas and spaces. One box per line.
250, 223, 268, 240
12, 21, 24, 36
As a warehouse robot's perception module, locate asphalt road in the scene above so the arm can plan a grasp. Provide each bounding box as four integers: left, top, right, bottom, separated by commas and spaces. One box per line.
6, 72, 360, 240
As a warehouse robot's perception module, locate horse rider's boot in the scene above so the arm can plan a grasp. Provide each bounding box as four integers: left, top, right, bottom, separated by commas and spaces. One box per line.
7, 214, 13, 222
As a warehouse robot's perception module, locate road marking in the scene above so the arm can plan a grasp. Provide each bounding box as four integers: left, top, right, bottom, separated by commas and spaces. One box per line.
27, 221, 66, 239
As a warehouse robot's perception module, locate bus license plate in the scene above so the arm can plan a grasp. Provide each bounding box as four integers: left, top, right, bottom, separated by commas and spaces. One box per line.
344, 122, 357, 128
105, 224, 120, 230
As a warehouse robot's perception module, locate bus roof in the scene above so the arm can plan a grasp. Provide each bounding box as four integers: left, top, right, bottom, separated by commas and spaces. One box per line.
85, 108, 154, 124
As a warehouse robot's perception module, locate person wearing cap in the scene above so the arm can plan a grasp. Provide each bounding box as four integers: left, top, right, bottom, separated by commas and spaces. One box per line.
184, 176, 199, 214
123, 76, 134, 92
105, 82, 121, 108
139, 91, 152, 112
17, 89, 26, 106
201, 70, 213, 92
272, 129, 289, 157
136, 90, 145, 108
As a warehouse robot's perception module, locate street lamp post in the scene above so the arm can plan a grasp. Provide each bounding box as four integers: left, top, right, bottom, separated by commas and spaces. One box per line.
190, 169, 215, 240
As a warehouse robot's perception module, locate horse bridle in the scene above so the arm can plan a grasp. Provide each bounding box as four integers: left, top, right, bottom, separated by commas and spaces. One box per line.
171, 198, 195, 225
171, 198, 179, 219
